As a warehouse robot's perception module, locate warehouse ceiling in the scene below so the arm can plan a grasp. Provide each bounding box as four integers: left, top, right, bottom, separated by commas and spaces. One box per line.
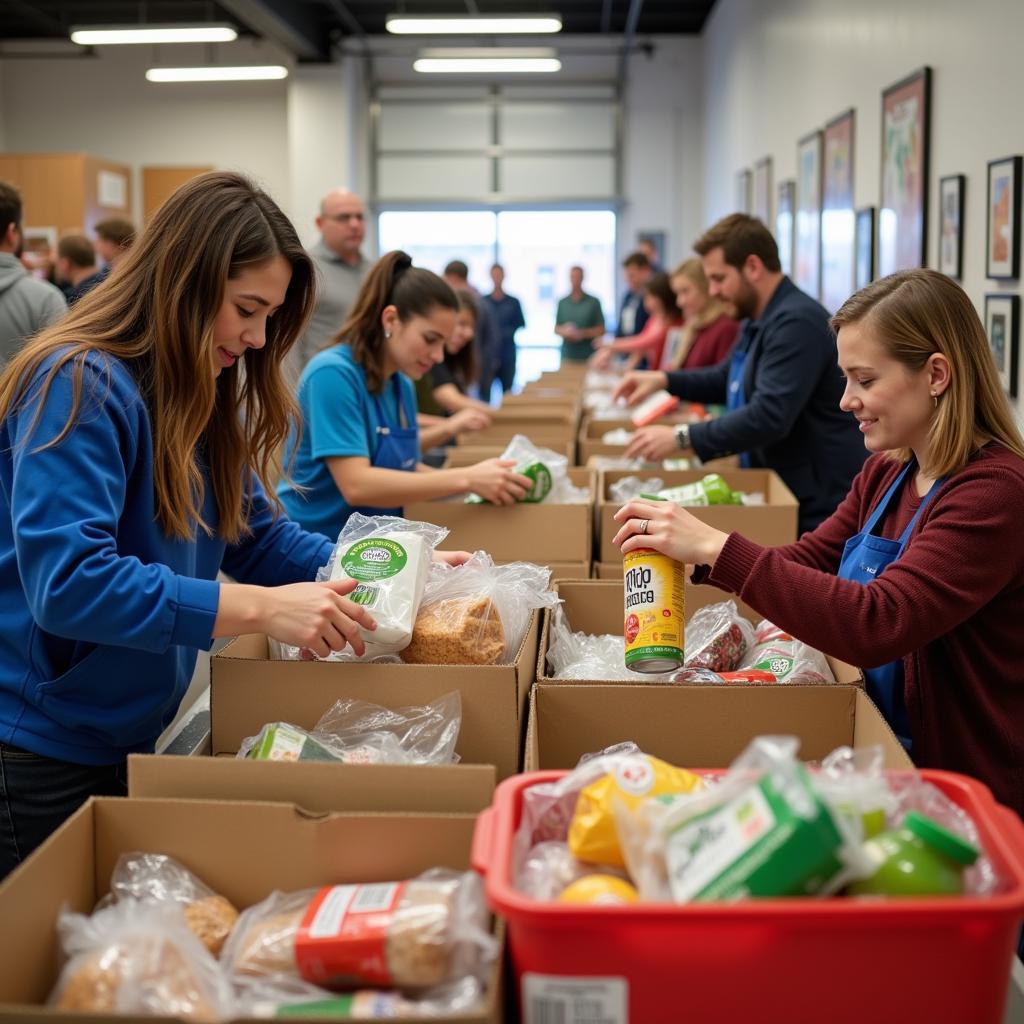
0, 1, 718, 62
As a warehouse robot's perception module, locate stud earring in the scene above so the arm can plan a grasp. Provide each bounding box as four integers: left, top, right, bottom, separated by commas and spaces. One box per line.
384, 331, 391, 340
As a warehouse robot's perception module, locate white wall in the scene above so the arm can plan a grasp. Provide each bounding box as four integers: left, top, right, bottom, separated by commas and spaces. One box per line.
701, 0, 1024, 319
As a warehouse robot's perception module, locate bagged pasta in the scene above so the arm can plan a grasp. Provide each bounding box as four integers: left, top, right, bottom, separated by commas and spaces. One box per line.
466, 435, 589, 505
683, 600, 756, 673
49, 901, 233, 1021
101, 852, 239, 957
223, 871, 497, 993
403, 553, 559, 665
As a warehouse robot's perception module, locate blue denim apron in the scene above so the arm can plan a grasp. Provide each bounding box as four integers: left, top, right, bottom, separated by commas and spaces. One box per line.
837, 462, 943, 750
351, 375, 419, 518
726, 335, 752, 468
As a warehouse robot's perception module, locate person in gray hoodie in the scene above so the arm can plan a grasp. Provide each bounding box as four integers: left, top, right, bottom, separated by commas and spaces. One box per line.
0, 181, 67, 367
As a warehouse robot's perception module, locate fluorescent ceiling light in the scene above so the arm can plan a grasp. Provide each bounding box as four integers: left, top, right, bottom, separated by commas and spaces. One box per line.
71, 24, 238, 45
387, 14, 561, 34
146, 65, 288, 82
414, 56, 561, 72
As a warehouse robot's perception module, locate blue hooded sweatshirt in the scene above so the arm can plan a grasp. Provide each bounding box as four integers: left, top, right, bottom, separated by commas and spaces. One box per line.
0, 350, 334, 764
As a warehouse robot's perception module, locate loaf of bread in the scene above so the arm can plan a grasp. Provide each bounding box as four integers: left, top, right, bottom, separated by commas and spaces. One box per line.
401, 596, 505, 665
183, 895, 240, 958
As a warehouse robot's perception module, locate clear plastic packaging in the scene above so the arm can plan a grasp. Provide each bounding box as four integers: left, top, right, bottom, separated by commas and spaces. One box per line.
223, 870, 497, 993
495, 434, 590, 504
49, 900, 234, 1021
101, 852, 239, 957
601, 428, 635, 445
738, 622, 835, 684
545, 607, 673, 682
683, 600, 756, 673
587, 455, 646, 471
514, 841, 600, 902
402, 552, 559, 665
272, 514, 447, 662
608, 476, 663, 504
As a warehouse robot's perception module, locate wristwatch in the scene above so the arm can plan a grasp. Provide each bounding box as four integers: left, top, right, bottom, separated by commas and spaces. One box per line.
674, 424, 691, 450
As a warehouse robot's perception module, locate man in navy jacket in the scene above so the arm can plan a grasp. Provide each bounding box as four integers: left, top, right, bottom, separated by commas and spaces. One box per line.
616, 214, 867, 534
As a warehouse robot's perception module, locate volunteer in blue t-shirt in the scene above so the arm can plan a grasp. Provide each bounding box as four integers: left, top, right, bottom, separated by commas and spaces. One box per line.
0, 172, 392, 879
278, 250, 532, 537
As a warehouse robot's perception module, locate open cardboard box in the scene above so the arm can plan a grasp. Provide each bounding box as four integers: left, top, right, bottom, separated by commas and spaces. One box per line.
458, 424, 577, 448
0, 797, 502, 1023
524, 682, 912, 771
405, 468, 595, 564
597, 467, 799, 561
207, 612, 541, 782
539, 579, 864, 687
442, 441, 575, 467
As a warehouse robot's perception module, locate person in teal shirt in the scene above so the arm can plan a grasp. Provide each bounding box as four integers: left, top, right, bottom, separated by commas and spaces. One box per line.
554, 265, 606, 362
278, 251, 531, 537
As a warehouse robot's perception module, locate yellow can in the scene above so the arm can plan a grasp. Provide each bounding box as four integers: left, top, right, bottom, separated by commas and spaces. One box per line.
623, 547, 685, 673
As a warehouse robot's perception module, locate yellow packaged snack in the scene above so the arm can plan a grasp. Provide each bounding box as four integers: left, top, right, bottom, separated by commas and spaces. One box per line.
568, 754, 703, 868
558, 875, 639, 906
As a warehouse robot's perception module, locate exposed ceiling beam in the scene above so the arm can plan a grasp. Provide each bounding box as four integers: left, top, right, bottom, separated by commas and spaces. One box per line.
217, 0, 329, 61
600, 0, 613, 34
7, 0, 68, 36
617, 0, 643, 82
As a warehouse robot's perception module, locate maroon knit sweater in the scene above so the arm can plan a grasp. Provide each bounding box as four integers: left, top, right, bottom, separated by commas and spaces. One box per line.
699, 443, 1024, 817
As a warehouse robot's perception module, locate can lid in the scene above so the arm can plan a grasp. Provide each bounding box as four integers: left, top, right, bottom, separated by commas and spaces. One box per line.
905, 811, 979, 866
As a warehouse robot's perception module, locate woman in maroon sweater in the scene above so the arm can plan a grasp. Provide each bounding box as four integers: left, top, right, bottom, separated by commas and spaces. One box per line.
664, 257, 740, 370
614, 269, 1024, 818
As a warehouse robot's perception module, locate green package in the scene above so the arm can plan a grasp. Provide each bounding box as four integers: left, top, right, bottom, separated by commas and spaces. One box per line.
248, 723, 341, 763
656, 473, 741, 507
276, 991, 409, 1018
663, 763, 849, 901
466, 459, 552, 504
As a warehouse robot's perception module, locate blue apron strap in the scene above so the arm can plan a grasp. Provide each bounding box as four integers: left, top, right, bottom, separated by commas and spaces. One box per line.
861, 462, 916, 536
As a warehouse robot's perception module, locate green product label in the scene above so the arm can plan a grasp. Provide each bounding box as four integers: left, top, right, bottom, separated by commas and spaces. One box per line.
665, 764, 846, 901
753, 654, 795, 679
339, 538, 408, 582
250, 724, 339, 763
625, 644, 685, 666
519, 461, 552, 503
276, 995, 356, 1018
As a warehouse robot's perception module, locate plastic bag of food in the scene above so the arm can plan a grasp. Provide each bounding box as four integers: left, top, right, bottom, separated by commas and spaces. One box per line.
465, 435, 589, 505
684, 600, 755, 672
587, 455, 645, 471
223, 870, 497, 993
514, 841, 602, 902
656, 473, 742, 506
402, 553, 558, 665
608, 476, 663, 504
738, 623, 835, 684
601, 428, 634, 445
49, 901, 233, 1020
239, 720, 413, 766
616, 736, 872, 903
669, 667, 777, 685
236, 975, 486, 1019
545, 607, 673, 682
101, 852, 239, 957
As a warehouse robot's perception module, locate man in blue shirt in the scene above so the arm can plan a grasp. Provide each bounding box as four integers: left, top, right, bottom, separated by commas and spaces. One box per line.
616, 214, 867, 534
617, 251, 653, 337
483, 263, 526, 393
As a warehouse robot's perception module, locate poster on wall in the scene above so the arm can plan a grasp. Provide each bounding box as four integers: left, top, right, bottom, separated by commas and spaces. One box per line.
938, 174, 966, 280
821, 109, 856, 314
753, 157, 773, 224
986, 156, 1021, 280
97, 169, 128, 211
878, 66, 931, 278
855, 207, 876, 292
795, 131, 822, 299
985, 293, 1019, 397
735, 169, 752, 214
776, 180, 796, 277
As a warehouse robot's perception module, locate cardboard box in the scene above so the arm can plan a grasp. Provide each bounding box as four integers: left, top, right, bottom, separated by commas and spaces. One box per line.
543, 561, 591, 582
594, 560, 623, 580
457, 427, 576, 451
0, 797, 502, 1023
209, 612, 541, 781
539, 579, 864, 687
524, 682, 913, 771
510, 387, 580, 404
405, 468, 595, 564
577, 416, 636, 465
597, 467, 799, 561
442, 442, 575, 468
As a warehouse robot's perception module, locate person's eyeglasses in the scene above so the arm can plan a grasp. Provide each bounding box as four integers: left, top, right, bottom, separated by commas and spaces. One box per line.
323, 212, 365, 223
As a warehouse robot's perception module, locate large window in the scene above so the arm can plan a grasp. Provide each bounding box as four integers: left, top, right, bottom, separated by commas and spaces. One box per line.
378, 208, 617, 385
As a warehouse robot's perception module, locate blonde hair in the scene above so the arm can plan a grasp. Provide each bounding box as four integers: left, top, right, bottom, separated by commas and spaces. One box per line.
0, 171, 316, 544
831, 268, 1024, 478
667, 258, 730, 369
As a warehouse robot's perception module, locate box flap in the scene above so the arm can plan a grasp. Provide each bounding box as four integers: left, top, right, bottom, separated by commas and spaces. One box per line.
853, 688, 914, 768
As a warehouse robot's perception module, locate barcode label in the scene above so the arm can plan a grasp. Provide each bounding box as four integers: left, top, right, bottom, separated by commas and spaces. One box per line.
523, 974, 628, 1024
350, 882, 400, 913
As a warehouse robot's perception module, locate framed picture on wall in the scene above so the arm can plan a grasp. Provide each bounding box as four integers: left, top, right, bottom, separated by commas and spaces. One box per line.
938, 174, 965, 280
796, 130, 823, 299
855, 207, 876, 292
985, 293, 1019, 397
878, 66, 931, 277
753, 157, 773, 224
986, 156, 1021, 280
735, 168, 753, 213
821, 109, 856, 313
776, 179, 796, 277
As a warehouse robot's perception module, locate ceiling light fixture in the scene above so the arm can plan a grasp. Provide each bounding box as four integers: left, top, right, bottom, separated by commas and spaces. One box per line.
414, 47, 561, 73
387, 14, 561, 34
71, 24, 238, 45
145, 65, 288, 82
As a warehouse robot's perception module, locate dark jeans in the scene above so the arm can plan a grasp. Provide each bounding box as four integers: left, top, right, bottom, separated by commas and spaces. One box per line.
0, 742, 126, 881
497, 341, 517, 393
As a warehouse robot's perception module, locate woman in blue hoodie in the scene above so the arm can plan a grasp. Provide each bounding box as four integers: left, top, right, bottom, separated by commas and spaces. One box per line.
0, 172, 381, 877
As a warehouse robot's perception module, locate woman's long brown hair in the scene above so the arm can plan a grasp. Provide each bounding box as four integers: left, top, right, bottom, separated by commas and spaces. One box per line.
0, 171, 316, 543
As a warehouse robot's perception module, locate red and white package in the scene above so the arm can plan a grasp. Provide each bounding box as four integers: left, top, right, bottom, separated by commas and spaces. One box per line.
630, 390, 680, 427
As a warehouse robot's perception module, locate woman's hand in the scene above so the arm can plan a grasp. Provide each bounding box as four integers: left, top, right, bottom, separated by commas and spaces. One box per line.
258, 578, 377, 659
449, 407, 491, 436
626, 425, 679, 462
433, 549, 474, 567
589, 346, 615, 370
612, 498, 729, 566
465, 458, 532, 505
612, 370, 668, 407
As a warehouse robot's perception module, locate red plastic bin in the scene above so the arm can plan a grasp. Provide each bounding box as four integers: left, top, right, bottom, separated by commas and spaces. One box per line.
472, 769, 1024, 1024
